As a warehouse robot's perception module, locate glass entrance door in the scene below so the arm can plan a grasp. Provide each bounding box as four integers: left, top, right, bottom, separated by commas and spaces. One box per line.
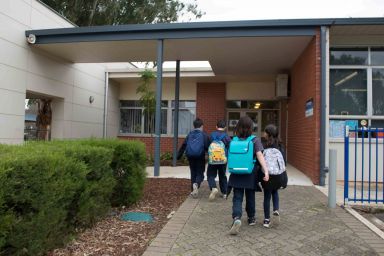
227, 110, 259, 137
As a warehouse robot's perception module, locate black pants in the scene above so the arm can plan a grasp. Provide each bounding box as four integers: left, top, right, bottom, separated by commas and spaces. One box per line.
188, 157, 205, 191
207, 164, 227, 194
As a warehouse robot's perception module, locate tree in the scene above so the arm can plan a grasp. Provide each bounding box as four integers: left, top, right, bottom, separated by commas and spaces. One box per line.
136, 69, 156, 133
41, 0, 204, 26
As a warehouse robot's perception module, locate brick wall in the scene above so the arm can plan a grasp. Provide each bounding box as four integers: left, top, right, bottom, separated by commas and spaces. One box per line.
288, 30, 321, 184
196, 83, 226, 133
118, 136, 185, 156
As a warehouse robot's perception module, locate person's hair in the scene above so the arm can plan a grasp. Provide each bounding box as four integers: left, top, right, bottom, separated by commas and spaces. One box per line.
235, 116, 253, 138
193, 118, 203, 128
216, 120, 226, 129
264, 124, 280, 148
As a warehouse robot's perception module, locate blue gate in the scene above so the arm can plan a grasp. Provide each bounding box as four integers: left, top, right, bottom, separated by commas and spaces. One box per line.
344, 127, 384, 204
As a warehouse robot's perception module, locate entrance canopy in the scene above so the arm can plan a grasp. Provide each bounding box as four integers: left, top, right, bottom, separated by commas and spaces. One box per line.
25, 18, 384, 74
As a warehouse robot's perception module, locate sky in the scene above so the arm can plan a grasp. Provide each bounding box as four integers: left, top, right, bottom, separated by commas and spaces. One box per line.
187, 0, 384, 22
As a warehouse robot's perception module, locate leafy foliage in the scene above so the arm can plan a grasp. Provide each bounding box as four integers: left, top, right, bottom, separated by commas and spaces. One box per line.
0, 139, 146, 255
41, 0, 204, 26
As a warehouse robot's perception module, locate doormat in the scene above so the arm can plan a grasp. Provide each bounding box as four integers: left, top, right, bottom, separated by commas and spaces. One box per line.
121, 212, 153, 223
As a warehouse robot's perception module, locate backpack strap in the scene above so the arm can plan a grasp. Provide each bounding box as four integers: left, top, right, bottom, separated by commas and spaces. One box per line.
211, 132, 226, 142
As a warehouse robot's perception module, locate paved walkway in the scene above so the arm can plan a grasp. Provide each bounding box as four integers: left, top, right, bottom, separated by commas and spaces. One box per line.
143, 167, 384, 256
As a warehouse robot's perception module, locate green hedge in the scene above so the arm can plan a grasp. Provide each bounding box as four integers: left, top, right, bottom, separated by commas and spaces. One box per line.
0, 139, 146, 255
68, 139, 147, 206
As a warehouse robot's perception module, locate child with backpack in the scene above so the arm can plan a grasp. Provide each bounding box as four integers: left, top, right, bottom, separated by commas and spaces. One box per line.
177, 118, 210, 198
226, 116, 270, 235
207, 120, 231, 201
261, 124, 288, 228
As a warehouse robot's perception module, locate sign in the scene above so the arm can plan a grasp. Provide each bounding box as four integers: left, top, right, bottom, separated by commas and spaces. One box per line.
305, 98, 314, 117
329, 120, 345, 138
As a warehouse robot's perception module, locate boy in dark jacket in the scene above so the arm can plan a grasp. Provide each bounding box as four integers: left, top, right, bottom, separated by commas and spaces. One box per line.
207, 120, 231, 201
177, 118, 210, 198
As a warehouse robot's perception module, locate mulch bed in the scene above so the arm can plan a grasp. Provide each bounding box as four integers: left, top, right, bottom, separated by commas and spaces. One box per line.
50, 178, 191, 256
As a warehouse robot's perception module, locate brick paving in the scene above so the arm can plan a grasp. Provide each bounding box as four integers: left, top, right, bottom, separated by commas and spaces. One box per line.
143, 184, 383, 256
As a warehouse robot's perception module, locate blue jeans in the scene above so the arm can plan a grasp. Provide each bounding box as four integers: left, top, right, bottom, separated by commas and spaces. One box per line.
188, 157, 205, 191
232, 188, 255, 219
207, 164, 227, 194
263, 189, 279, 219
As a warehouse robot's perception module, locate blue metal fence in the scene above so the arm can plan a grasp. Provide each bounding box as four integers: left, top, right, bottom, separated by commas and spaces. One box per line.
344, 127, 384, 205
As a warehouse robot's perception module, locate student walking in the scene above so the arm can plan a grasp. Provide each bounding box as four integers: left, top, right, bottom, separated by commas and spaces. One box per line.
207, 120, 231, 201
177, 118, 210, 198
227, 116, 270, 235
261, 124, 288, 228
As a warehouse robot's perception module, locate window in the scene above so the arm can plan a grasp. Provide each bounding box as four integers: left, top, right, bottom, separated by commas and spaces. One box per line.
172, 101, 196, 135
330, 48, 368, 65
120, 100, 196, 136
330, 69, 367, 115
329, 47, 384, 137
373, 69, 384, 115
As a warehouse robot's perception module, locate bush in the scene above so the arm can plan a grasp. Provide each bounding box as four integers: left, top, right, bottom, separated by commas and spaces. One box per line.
0, 148, 88, 255
28, 142, 116, 227
71, 139, 147, 206
0, 139, 146, 255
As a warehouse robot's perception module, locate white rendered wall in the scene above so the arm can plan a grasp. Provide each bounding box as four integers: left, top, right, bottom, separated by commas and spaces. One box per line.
0, 0, 118, 143
330, 140, 384, 182
119, 80, 197, 100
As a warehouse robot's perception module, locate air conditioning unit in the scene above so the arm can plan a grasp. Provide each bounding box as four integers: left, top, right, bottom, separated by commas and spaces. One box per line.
276, 74, 289, 98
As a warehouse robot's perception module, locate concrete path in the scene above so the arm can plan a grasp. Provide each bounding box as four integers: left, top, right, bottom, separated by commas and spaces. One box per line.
143, 184, 384, 256
146, 164, 313, 186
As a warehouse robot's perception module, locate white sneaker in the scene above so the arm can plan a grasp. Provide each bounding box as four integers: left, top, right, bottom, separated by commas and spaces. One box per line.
272, 210, 280, 225
209, 188, 219, 201
223, 194, 227, 200
229, 218, 241, 235
191, 183, 199, 198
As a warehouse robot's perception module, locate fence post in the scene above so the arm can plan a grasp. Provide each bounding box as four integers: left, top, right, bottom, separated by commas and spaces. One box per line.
344, 128, 349, 205
329, 149, 337, 208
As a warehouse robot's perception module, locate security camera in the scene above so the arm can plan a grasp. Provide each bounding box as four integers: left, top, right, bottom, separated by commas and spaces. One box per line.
27, 34, 36, 44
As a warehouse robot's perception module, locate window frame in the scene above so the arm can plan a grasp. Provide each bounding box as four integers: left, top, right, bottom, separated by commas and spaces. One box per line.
330, 47, 384, 124
119, 100, 196, 136
329, 46, 384, 140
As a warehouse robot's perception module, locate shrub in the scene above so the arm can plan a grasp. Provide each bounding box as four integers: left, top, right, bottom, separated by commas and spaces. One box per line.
28, 142, 116, 227
72, 139, 147, 206
0, 139, 146, 255
0, 148, 88, 255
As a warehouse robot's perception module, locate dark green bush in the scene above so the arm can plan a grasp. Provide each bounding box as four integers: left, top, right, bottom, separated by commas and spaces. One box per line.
0, 139, 146, 255
27, 142, 116, 227
71, 139, 147, 206
0, 148, 88, 255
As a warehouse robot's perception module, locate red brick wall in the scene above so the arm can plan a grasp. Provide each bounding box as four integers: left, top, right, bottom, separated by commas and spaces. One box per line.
288, 30, 321, 184
196, 83, 226, 133
118, 136, 185, 156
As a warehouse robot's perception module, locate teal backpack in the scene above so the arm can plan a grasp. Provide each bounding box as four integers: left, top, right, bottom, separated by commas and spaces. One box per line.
227, 135, 256, 174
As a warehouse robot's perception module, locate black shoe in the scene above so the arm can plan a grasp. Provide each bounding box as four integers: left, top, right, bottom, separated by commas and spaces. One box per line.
248, 217, 256, 226
263, 219, 270, 228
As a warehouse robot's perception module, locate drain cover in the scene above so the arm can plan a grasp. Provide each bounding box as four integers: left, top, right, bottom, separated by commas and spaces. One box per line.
121, 212, 153, 222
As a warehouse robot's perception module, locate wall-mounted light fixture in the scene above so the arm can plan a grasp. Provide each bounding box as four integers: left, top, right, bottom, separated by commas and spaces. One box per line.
27, 34, 36, 44
89, 96, 95, 104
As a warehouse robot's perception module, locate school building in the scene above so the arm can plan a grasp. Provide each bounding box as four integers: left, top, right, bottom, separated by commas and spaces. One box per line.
1, 0, 384, 185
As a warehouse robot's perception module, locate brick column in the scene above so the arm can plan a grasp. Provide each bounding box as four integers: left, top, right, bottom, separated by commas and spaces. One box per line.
196, 83, 226, 134
288, 29, 321, 184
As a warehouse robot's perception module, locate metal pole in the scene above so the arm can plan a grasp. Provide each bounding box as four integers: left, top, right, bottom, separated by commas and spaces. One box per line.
328, 149, 337, 208
154, 39, 164, 177
172, 60, 180, 167
103, 72, 109, 138
320, 26, 328, 186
